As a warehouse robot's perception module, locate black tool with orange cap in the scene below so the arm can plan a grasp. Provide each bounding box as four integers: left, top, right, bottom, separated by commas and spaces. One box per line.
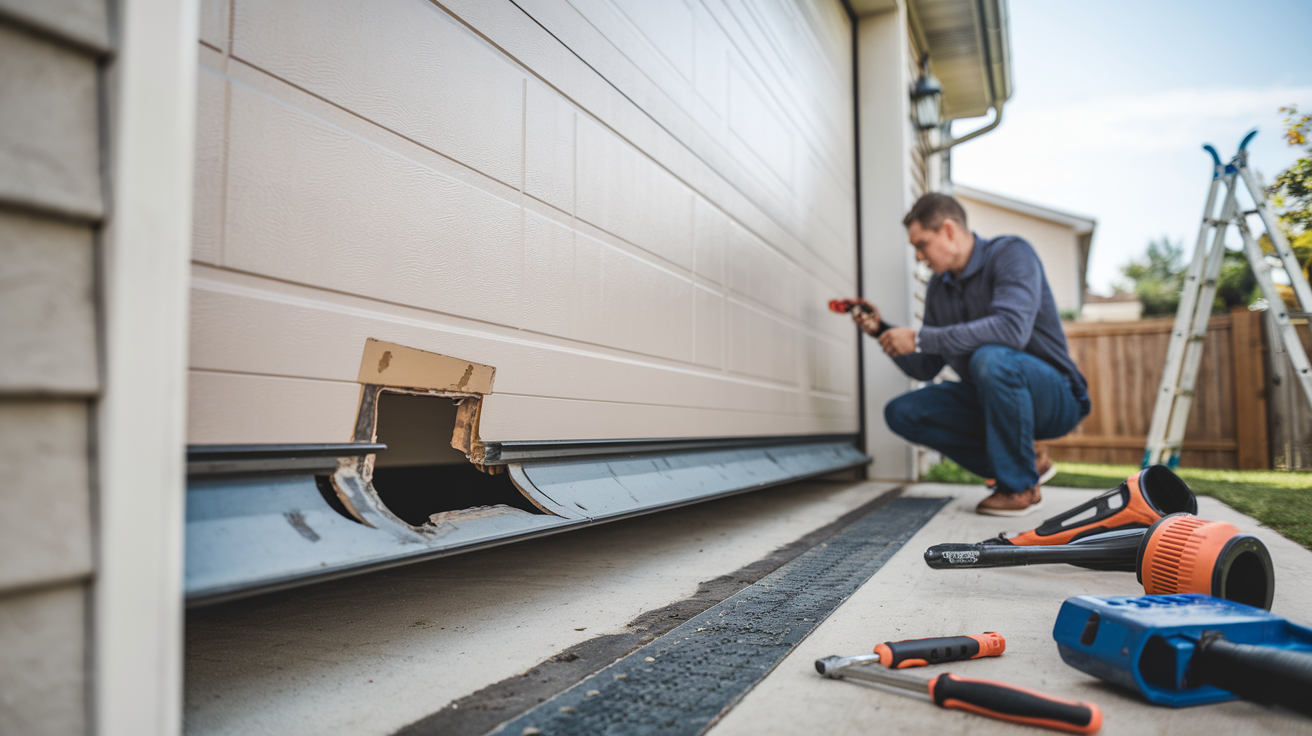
924, 513, 1275, 609
817, 639, 1102, 734
985, 465, 1197, 547
827, 298, 892, 336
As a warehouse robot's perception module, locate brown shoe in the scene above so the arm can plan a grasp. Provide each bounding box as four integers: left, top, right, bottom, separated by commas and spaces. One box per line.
982, 447, 1056, 489
1035, 446, 1057, 485
975, 486, 1044, 517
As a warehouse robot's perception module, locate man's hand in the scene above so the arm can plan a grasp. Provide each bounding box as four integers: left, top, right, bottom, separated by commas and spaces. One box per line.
849, 298, 882, 336
879, 327, 916, 357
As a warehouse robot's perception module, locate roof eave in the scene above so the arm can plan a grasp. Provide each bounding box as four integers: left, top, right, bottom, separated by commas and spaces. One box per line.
908, 0, 1013, 121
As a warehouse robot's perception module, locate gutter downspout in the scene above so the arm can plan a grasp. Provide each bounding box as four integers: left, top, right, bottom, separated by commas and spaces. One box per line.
927, 0, 1008, 155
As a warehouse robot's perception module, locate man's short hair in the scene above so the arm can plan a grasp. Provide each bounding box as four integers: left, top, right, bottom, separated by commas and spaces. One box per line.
902, 192, 967, 232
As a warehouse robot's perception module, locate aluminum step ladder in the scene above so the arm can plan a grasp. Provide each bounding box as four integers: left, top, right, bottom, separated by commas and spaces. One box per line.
1144, 131, 1312, 468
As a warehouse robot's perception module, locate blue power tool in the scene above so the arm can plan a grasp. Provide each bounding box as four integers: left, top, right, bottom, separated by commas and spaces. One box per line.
1053, 594, 1312, 714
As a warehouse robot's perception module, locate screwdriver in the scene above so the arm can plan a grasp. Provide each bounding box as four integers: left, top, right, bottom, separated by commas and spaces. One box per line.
871, 632, 1006, 668
815, 652, 1102, 734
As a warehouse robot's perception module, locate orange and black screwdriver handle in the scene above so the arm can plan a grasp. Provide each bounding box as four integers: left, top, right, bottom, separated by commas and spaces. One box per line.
928, 673, 1102, 734
873, 632, 1006, 669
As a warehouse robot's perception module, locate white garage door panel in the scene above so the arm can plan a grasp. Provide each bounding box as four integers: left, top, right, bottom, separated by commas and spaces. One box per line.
478, 394, 854, 442
539, 0, 856, 247
188, 0, 860, 445
727, 62, 794, 187
575, 116, 694, 271
188, 371, 362, 445
224, 82, 526, 329
725, 221, 796, 318
189, 273, 855, 435
727, 301, 798, 385
525, 82, 576, 215
233, 0, 525, 189
810, 335, 858, 395
191, 65, 224, 266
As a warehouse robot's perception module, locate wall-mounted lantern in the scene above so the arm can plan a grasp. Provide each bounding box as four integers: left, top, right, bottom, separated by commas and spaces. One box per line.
911, 53, 942, 132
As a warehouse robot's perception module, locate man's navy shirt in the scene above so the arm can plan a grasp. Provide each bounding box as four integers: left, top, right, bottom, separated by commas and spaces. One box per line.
892, 233, 1091, 416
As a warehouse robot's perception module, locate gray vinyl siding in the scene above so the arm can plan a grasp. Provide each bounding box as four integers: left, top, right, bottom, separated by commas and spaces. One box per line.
0, 1, 109, 732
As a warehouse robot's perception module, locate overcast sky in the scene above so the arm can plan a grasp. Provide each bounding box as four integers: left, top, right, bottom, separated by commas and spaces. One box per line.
950, 0, 1312, 295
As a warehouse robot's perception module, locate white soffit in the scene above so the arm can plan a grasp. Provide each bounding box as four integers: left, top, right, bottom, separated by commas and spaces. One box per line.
955, 184, 1097, 235
908, 0, 1013, 120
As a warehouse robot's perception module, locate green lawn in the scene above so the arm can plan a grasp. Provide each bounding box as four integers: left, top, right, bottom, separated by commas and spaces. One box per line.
922, 459, 1312, 550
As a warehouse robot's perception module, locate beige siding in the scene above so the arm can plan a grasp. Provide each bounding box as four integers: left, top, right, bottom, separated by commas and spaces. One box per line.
0, 213, 98, 393
189, 0, 859, 444
0, 23, 103, 220
0, 0, 109, 51
0, 401, 93, 591
0, 586, 87, 736
0, 9, 106, 733
958, 195, 1084, 313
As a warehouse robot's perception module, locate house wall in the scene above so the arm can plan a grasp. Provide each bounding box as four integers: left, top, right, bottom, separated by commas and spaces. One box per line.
957, 194, 1084, 313
0, 5, 107, 732
189, 0, 862, 445
0, 1, 196, 733
857, 5, 923, 480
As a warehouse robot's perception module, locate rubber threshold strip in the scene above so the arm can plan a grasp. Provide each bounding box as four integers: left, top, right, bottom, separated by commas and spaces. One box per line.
488, 496, 949, 736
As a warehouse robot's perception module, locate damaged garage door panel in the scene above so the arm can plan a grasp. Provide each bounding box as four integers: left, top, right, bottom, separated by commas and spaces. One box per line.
185, 437, 868, 604
357, 337, 495, 394
183, 337, 871, 604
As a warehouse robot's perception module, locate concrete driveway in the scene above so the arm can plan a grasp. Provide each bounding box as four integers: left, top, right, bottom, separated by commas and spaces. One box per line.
708, 483, 1312, 736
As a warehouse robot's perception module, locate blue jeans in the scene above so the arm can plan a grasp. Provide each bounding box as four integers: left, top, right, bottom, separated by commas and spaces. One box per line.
885, 345, 1084, 493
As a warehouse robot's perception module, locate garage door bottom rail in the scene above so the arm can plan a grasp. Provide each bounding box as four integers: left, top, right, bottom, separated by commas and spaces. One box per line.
185, 435, 870, 605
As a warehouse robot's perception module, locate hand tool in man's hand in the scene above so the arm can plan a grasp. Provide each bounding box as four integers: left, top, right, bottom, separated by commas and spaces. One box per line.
870, 632, 1006, 668
828, 297, 890, 336
816, 653, 1102, 734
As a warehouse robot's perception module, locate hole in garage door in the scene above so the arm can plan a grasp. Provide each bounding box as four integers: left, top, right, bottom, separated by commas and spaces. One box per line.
370, 392, 541, 525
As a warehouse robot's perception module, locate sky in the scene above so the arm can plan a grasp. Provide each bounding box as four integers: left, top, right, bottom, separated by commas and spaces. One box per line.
950, 0, 1312, 295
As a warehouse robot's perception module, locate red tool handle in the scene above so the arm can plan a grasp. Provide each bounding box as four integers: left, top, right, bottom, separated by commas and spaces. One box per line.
928, 673, 1102, 734
873, 633, 1005, 668
827, 298, 872, 315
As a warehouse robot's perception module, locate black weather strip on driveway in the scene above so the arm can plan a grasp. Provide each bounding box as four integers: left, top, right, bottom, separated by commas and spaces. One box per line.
474, 495, 947, 736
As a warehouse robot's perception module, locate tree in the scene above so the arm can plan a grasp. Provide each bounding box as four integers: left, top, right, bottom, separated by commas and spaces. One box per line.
1214, 248, 1258, 311
1118, 106, 1311, 319
1267, 105, 1312, 307
1120, 237, 1184, 317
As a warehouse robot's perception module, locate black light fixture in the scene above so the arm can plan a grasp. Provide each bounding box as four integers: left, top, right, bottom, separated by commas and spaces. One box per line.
911, 53, 942, 132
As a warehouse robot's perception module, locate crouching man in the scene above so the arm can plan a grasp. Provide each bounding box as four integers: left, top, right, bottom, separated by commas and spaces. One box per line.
854, 193, 1090, 516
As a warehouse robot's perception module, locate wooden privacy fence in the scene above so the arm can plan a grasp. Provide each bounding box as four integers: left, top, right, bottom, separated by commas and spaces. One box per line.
1046, 306, 1268, 469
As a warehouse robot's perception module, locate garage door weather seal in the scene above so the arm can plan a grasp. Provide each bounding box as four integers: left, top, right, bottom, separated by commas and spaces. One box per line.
486, 496, 949, 736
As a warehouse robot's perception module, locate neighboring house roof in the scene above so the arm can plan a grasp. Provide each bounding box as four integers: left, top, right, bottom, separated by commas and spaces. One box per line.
1084, 290, 1138, 304
953, 185, 1096, 234
953, 184, 1097, 309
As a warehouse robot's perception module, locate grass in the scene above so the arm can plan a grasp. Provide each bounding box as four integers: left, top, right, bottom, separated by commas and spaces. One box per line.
922, 459, 1312, 550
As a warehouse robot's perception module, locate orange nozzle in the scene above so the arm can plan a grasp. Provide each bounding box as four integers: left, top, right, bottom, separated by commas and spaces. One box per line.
1137, 513, 1275, 609
1007, 465, 1196, 546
